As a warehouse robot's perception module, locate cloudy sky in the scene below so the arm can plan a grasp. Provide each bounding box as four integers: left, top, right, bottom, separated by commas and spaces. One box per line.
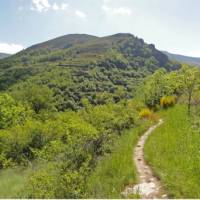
1, 0, 200, 56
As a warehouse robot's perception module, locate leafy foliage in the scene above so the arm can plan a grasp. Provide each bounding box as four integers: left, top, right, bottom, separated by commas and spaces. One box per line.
0, 33, 177, 111
0, 91, 145, 198
0, 33, 187, 198
138, 65, 200, 110
160, 96, 176, 108
0, 94, 26, 129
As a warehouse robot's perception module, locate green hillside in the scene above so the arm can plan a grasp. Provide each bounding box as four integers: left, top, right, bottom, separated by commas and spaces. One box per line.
27, 34, 98, 50
0, 33, 178, 111
0, 33, 199, 199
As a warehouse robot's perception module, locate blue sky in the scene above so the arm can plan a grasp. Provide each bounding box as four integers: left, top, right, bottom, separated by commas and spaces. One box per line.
0, 0, 200, 56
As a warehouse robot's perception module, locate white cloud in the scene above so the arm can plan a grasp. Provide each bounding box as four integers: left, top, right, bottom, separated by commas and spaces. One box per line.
61, 3, 68, 10
0, 43, 24, 54
52, 3, 59, 11
31, 0, 68, 12
103, 0, 112, 3
31, 0, 50, 12
102, 0, 132, 16
75, 10, 87, 18
188, 51, 200, 57
102, 5, 132, 16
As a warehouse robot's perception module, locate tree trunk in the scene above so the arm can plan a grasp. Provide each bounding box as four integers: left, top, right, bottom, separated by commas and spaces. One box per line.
188, 92, 192, 115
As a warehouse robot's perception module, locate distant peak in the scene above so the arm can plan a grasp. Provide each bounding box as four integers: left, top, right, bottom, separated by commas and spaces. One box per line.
63, 33, 98, 38
109, 33, 133, 37
114, 33, 133, 36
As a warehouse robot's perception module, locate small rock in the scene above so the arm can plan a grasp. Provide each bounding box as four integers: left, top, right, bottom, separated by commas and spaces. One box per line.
162, 194, 167, 198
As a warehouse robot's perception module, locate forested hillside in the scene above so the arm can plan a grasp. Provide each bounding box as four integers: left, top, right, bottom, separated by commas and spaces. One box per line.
0, 33, 178, 111
0, 33, 199, 198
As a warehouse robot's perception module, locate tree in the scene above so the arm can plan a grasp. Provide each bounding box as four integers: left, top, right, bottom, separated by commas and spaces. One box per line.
180, 65, 200, 115
13, 84, 56, 114
0, 93, 26, 129
142, 68, 168, 108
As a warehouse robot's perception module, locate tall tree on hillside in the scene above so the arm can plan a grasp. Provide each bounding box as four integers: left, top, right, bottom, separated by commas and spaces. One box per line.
180, 65, 200, 115
12, 84, 56, 114
0, 94, 26, 129
142, 68, 168, 108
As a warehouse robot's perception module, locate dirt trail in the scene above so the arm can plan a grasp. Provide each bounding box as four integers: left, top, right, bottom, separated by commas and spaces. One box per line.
122, 119, 167, 199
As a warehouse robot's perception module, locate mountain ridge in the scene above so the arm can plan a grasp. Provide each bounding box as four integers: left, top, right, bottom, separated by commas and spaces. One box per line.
18, 33, 172, 70
163, 51, 200, 66
26, 34, 99, 51
0, 53, 11, 59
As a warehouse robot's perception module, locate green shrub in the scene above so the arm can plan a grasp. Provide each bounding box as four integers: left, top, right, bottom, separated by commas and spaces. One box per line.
0, 94, 26, 129
0, 97, 142, 198
139, 108, 159, 122
139, 108, 152, 119
24, 162, 88, 199
160, 96, 176, 108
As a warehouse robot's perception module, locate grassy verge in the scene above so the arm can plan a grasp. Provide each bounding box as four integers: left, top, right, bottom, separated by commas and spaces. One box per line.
87, 121, 151, 198
144, 105, 200, 198
0, 167, 31, 198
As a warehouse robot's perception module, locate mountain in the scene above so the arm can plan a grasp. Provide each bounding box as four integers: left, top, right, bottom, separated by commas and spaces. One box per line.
15, 33, 174, 71
0, 53, 10, 59
0, 33, 178, 111
163, 51, 200, 66
27, 34, 98, 51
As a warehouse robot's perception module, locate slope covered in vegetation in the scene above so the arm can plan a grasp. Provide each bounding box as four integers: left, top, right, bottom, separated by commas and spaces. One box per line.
0, 33, 178, 111
140, 64, 200, 198
87, 121, 151, 198
0, 33, 199, 198
0, 33, 173, 198
0, 94, 151, 198
145, 106, 200, 198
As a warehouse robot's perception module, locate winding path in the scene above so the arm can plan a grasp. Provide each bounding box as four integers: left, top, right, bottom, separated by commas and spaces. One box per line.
122, 119, 167, 199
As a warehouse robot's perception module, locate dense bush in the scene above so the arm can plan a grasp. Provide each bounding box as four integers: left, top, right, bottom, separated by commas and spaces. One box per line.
20, 102, 139, 198
11, 84, 56, 114
139, 108, 153, 119
138, 65, 199, 110
160, 96, 176, 108
0, 93, 144, 198
139, 108, 159, 122
0, 94, 26, 129
24, 162, 88, 199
